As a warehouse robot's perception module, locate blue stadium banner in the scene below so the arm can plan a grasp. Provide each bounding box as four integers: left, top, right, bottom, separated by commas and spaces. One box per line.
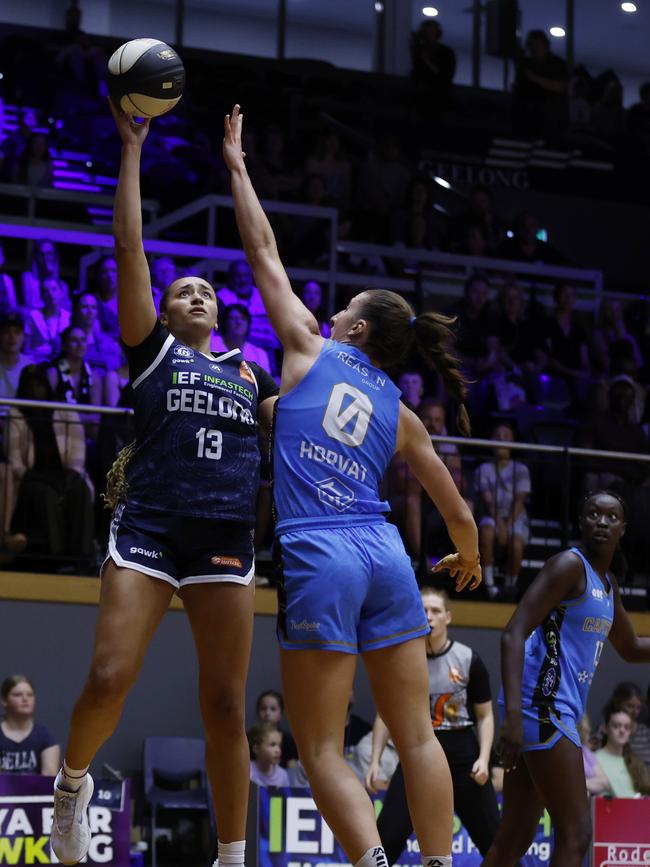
257, 787, 552, 867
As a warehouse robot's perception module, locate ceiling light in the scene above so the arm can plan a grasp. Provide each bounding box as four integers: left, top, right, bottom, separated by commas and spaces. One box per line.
621, 2, 637, 11
422, 7, 439, 17
433, 176, 451, 189
374, 1, 384, 10
549, 26, 566, 37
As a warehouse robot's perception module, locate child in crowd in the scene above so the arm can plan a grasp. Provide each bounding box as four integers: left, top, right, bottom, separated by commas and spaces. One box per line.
248, 722, 290, 788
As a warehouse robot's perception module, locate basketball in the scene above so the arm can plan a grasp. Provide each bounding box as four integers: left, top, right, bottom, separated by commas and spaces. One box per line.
107, 38, 185, 118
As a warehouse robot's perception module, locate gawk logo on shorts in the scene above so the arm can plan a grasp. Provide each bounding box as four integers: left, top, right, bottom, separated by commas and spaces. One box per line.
130, 546, 162, 559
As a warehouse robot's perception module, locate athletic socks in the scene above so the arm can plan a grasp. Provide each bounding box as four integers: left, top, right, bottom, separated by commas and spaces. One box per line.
421, 857, 452, 867
483, 564, 494, 586
355, 846, 389, 867
216, 839, 246, 867
59, 760, 90, 793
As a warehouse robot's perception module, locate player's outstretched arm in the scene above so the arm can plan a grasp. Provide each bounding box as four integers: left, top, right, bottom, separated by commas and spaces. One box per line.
109, 100, 157, 347
223, 105, 321, 352
397, 404, 480, 592
608, 577, 650, 662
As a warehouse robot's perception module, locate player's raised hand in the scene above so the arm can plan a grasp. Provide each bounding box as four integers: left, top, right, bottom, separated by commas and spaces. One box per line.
223, 104, 246, 171
432, 552, 482, 592
108, 98, 150, 147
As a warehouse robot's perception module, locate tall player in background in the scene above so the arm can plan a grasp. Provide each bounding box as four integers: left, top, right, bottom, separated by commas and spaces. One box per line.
50, 104, 277, 866
483, 491, 650, 867
224, 104, 481, 867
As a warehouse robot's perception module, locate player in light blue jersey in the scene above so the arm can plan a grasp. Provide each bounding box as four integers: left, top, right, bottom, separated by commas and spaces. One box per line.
224, 105, 481, 867
51, 103, 277, 867
483, 491, 650, 867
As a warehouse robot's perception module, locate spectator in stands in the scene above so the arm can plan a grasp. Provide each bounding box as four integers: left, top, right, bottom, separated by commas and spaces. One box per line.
0, 312, 33, 400
46, 326, 104, 428
577, 714, 610, 796
410, 19, 457, 109
248, 722, 290, 788
497, 211, 566, 266
544, 282, 591, 396
0, 242, 18, 312
94, 255, 120, 339
390, 176, 442, 251
592, 79, 626, 140
217, 259, 277, 349
354, 729, 398, 791
289, 173, 333, 266
397, 370, 426, 411
255, 689, 298, 767
26, 276, 72, 361
628, 82, 650, 153
595, 703, 650, 797
592, 298, 643, 377
450, 273, 500, 377
476, 423, 531, 598
609, 682, 650, 770
299, 281, 330, 338
211, 303, 272, 374
451, 185, 503, 254
579, 377, 649, 487
457, 222, 488, 258
21, 239, 70, 311
72, 293, 124, 377
0, 675, 60, 775
305, 131, 352, 206
356, 136, 412, 243
419, 399, 463, 492
11, 133, 53, 188
491, 281, 546, 376
8, 364, 94, 559
149, 255, 177, 313
513, 29, 569, 138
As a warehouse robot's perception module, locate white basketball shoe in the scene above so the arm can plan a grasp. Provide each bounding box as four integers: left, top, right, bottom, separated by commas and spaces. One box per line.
50, 771, 94, 865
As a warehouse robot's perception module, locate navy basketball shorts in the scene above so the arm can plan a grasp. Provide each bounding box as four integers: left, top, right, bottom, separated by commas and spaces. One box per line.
103, 501, 255, 590
276, 519, 430, 654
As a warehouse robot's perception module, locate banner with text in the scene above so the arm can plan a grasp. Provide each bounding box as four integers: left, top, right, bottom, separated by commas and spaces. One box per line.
0, 775, 130, 866
593, 796, 650, 867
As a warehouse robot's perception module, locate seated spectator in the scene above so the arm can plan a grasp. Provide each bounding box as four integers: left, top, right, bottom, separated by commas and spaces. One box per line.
595, 703, 650, 797
8, 364, 94, 558
305, 131, 352, 206
389, 177, 442, 251
591, 298, 643, 378
544, 282, 590, 397
628, 81, 650, 153
149, 255, 177, 313
476, 423, 531, 598
0, 241, 18, 312
26, 277, 72, 361
0, 312, 34, 400
449, 273, 500, 377
11, 133, 53, 188
410, 19, 456, 109
72, 293, 124, 378
513, 29, 568, 138
21, 239, 71, 311
610, 682, 650, 770
397, 370, 425, 411
491, 282, 545, 375
47, 327, 102, 406
419, 399, 463, 492
94, 255, 119, 339
497, 211, 567, 266
355, 137, 411, 243
457, 221, 488, 258
211, 304, 272, 374
217, 259, 278, 350
0, 675, 60, 775
299, 281, 330, 338
255, 689, 298, 767
451, 184, 503, 254
248, 722, 290, 788
577, 714, 610, 796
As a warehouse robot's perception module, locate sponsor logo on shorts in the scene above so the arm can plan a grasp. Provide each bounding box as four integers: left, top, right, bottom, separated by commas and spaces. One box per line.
130, 546, 162, 559
541, 667, 556, 697
174, 345, 194, 358
211, 555, 243, 568
290, 619, 321, 632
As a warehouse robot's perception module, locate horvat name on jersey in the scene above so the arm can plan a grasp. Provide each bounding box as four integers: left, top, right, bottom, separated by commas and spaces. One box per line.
299, 440, 369, 482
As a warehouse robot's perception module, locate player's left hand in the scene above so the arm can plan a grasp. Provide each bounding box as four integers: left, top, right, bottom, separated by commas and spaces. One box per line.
469, 757, 489, 786
432, 552, 482, 592
223, 104, 246, 171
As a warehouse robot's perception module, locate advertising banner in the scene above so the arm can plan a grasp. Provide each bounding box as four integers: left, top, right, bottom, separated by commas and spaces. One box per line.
257, 787, 553, 867
592, 797, 650, 867
0, 775, 131, 866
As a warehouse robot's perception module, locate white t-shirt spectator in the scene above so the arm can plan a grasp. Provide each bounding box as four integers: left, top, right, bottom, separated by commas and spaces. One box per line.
476, 459, 531, 516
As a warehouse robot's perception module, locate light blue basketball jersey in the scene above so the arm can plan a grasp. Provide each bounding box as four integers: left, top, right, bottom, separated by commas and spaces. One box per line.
273, 339, 400, 534
519, 547, 614, 721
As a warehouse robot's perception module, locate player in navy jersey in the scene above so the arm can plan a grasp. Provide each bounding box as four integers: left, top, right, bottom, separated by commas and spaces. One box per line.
51, 103, 277, 867
224, 105, 481, 867
483, 491, 650, 867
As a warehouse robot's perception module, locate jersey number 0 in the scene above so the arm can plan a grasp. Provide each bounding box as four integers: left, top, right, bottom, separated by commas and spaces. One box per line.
322, 383, 374, 448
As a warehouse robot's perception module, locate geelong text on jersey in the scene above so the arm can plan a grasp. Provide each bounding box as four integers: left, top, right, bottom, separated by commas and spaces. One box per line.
166, 389, 255, 425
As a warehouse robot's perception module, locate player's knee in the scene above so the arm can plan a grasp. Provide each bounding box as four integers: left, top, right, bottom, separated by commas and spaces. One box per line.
84, 660, 135, 704
296, 740, 339, 776
200, 689, 245, 738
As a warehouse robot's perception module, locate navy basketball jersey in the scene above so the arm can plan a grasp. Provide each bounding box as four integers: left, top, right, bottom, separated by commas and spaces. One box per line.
273, 339, 400, 533
124, 323, 272, 523
519, 547, 614, 720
